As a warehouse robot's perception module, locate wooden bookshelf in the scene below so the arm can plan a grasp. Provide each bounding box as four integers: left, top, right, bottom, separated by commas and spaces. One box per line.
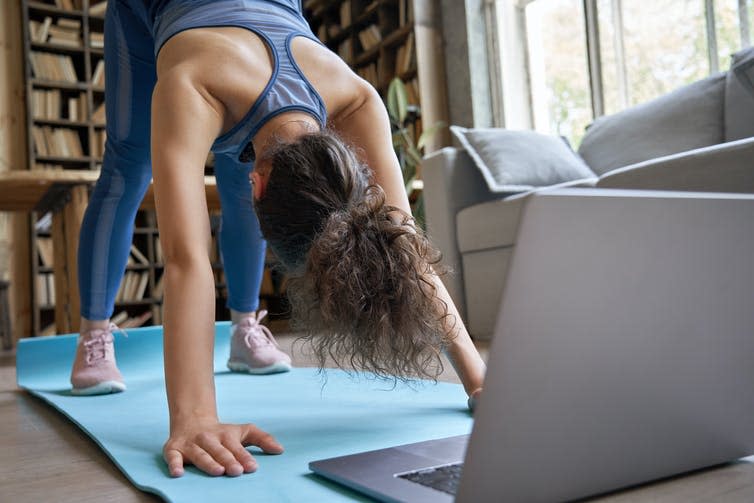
304, 0, 419, 96
21, 0, 102, 335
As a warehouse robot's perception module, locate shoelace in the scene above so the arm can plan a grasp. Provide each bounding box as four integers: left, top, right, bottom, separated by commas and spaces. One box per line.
81, 323, 127, 364
240, 310, 280, 349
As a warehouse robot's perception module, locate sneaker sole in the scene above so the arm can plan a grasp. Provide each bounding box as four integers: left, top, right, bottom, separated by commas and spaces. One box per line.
71, 381, 127, 396
227, 360, 292, 375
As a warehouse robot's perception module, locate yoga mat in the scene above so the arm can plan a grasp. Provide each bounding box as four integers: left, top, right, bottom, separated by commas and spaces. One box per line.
16, 323, 473, 502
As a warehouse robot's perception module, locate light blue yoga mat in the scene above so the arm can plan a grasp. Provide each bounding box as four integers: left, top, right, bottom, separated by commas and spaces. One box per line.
16, 322, 473, 502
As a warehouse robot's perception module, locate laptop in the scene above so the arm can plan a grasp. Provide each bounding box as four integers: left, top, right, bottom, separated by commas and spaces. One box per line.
309, 188, 754, 503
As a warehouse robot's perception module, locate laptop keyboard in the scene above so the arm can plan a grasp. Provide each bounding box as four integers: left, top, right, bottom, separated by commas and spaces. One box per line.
397, 462, 464, 495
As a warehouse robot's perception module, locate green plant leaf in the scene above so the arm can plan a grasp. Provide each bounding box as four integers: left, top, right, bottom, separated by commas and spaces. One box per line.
387, 78, 409, 124
417, 122, 446, 151
405, 175, 416, 195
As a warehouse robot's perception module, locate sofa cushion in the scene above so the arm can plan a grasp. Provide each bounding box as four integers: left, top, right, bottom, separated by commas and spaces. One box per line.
578, 73, 726, 175
456, 178, 597, 253
450, 126, 595, 193
725, 47, 754, 141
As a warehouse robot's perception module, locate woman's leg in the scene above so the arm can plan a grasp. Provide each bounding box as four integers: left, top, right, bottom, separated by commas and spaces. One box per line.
72, 0, 157, 394
213, 153, 291, 373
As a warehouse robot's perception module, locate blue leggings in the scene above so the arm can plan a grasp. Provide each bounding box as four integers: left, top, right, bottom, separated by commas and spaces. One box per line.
78, 0, 266, 320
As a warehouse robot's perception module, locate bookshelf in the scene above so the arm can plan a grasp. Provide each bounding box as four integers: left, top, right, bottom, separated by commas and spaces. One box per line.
19, 0, 251, 336
21, 0, 109, 335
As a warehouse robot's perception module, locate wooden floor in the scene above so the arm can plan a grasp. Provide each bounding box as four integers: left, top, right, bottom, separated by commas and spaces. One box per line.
1, 324, 753, 502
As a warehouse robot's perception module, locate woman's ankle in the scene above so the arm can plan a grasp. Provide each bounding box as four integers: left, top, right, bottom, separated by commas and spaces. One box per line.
80, 318, 110, 333
230, 310, 256, 325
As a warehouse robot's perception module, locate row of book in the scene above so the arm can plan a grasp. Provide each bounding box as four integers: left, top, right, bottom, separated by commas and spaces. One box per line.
36, 273, 55, 306
309, 0, 412, 32
30, 51, 79, 82
32, 125, 84, 158
115, 270, 150, 303
29, 16, 81, 47
32, 89, 88, 121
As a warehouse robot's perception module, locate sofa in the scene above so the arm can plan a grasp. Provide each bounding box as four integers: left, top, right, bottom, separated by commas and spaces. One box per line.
423, 47, 754, 340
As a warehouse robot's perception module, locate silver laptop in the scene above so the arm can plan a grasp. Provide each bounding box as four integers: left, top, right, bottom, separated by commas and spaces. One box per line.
310, 188, 754, 503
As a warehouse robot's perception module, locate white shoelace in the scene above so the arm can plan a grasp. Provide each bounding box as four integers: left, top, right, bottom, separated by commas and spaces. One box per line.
81, 323, 126, 364
239, 310, 279, 349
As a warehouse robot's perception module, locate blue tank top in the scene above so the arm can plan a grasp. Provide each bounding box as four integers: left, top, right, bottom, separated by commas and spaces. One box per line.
148, 0, 327, 162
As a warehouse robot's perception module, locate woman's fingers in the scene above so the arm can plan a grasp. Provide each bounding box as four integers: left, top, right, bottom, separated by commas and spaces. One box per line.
221, 436, 258, 473
199, 434, 247, 476
164, 448, 185, 478
241, 424, 285, 454
185, 443, 226, 476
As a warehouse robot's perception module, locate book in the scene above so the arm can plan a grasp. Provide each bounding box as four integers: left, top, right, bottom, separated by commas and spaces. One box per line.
89, 32, 104, 49
120, 310, 153, 329
154, 236, 163, 264
396, 32, 415, 75
91, 59, 105, 87
32, 126, 49, 156
111, 310, 129, 326
152, 273, 165, 299
130, 244, 149, 265
340, 0, 351, 27
358, 24, 382, 51
91, 101, 106, 123
37, 237, 54, 267
35, 17, 53, 43
134, 272, 149, 301
89, 1, 108, 17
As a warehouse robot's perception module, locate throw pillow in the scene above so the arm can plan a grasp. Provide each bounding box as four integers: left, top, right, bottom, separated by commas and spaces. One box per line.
578, 72, 726, 176
724, 46, 754, 141
449, 126, 595, 193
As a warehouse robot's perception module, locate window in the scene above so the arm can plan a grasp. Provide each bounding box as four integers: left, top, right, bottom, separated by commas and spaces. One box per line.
525, 0, 593, 145
493, 0, 753, 146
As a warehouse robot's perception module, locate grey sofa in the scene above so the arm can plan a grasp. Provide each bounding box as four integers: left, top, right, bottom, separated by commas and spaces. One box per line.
424, 48, 754, 340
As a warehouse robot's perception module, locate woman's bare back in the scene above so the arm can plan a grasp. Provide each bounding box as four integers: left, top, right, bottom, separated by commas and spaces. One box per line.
157, 26, 362, 136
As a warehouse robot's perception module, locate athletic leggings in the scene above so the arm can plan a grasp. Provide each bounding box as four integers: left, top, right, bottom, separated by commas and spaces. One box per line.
78, 0, 266, 320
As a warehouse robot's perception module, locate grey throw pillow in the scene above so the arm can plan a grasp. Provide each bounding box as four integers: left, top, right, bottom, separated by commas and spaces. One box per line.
450, 126, 595, 193
724, 47, 754, 141
578, 73, 726, 175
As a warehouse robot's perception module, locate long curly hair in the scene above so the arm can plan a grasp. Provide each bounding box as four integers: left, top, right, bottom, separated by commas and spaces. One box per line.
254, 130, 453, 382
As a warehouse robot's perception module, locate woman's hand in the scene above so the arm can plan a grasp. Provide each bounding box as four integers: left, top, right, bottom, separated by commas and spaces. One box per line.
163, 418, 284, 477
467, 388, 483, 412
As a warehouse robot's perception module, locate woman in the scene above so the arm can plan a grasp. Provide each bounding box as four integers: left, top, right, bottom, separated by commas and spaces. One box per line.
72, 0, 486, 478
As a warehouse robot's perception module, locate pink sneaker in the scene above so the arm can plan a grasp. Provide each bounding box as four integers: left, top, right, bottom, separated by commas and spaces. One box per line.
227, 310, 292, 374
70, 323, 126, 396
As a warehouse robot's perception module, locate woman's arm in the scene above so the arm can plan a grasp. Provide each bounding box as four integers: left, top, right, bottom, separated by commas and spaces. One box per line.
151, 73, 283, 477
331, 82, 486, 398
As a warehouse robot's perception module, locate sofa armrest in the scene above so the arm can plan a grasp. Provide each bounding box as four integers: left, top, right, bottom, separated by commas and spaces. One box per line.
596, 137, 754, 192
422, 147, 505, 318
